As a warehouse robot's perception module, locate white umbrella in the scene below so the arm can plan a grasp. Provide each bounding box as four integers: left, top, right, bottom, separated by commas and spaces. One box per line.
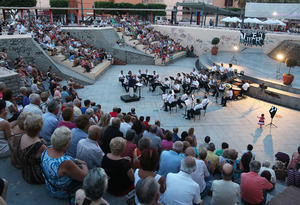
221, 17, 241, 23
252, 18, 263, 24
244, 18, 254, 24
231, 17, 242, 23
274, 19, 286, 26
263, 19, 278, 25
220, 17, 232, 22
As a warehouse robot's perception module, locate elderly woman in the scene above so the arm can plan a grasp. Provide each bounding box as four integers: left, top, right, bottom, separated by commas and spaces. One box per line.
86, 108, 97, 125
101, 137, 134, 196
9, 112, 32, 168
75, 168, 109, 205
3, 89, 19, 122
0, 100, 11, 158
41, 126, 88, 199
99, 113, 110, 131
134, 148, 166, 204
58, 107, 76, 129
17, 114, 46, 184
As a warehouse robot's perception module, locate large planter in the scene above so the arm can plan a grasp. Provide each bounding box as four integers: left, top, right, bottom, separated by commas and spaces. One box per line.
282, 73, 294, 85
211, 47, 218, 55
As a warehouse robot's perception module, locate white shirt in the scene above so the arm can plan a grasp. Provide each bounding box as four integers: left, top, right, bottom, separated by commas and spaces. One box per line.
211, 180, 240, 205
181, 94, 188, 101
259, 167, 276, 184
163, 80, 170, 87
192, 80, 199, 88
227, 90, 233, 98
194, 103, 203, 111
219, 66, 225, 73
23, 104, 43, 116
119, 73, 125, 79
173, 83, 180, 91
167, 94, 175, 104
164, 171, 201, 205
211, 65, 217, 72
228, 66, 233, 72
191, 158, 210, 193
242, 83, 249, 91
120, 122, 131, 136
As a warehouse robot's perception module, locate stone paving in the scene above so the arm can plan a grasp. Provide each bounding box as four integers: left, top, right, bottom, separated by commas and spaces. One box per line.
1, 57, 300, 205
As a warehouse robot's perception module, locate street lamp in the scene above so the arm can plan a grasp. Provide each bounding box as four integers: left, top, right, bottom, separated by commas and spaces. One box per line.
273, 11, 278, 17
276, 53, 284, 80
231, 45, 239, 64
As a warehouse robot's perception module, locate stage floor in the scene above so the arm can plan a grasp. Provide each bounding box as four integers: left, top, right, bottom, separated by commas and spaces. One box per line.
204, 48, 300, 89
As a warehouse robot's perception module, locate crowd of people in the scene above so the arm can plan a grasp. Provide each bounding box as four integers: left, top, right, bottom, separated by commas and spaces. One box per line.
0, 77, 299, 205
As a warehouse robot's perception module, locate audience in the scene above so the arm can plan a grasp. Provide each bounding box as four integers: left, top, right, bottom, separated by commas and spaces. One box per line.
206, 143, 219, 174
22, 93, 43, 116
0, 178, 8, 205
100, 118, 123, 154
136, 177, 161, 205
161, 130, 173, 151
58, 107, 76, 129
76, 125, 104, 169
0, 100, 11, 158
121, 129, 137, 162
143, 125, 161, 152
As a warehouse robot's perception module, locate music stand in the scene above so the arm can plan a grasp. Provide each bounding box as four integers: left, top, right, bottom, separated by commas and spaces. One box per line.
265, 106, 278, 128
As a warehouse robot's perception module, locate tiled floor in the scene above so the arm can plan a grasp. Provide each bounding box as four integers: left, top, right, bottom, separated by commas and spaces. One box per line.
1, 57, 299, 205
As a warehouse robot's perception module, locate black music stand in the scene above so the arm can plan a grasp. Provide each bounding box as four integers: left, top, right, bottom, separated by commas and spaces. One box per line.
266, 106, 278, 128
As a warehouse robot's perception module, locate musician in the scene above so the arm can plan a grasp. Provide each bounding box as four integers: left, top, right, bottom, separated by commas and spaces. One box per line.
128, 74, 137, 97
119, 70, 125, 84
208, 77, 217, 95
164, 90, 175, 111
151, 74, 161, 92
137, 69, 142, 82
186, 99, 203, 120
241, 81, 249, 95
227, 64, 234, 79
177, 92, 188, 108
160, 77, 171, 94
211, 63, 218, 74
201, 73, 209, 93
172, 80, 181, 93
192, 68, 198, 76
176, 73, 183, 84
123, 75, 129, 92
219, 63, 225, 74
187, 77, 199, 94
142, 69, 150, 85
201, 95, 209, 107
221, 87, 233, 107
212, 81, 225, 99
182, 74, 191, 92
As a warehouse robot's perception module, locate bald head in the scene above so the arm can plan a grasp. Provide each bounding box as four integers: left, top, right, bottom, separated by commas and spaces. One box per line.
88, 125, 102, 141
185, 147, 196, 157
222, 163, 233, 180
181, 156, 196, 174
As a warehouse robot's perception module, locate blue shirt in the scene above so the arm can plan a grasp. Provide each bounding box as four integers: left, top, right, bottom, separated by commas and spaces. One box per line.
22, 96, 30, 107
173, 133, 181, 142
66, 128, 88, 158
61, 91, 69, 103
81, 107, 87, 114
40, 112, 59, 144
158, 150, 183, 178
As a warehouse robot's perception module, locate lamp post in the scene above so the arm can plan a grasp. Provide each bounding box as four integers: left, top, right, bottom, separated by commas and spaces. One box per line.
276, 53, 284, 80
231, 45, 239, 65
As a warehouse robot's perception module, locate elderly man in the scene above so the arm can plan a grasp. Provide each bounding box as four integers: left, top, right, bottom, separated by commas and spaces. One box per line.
259, 161, 276, 185
158, 141, 183, 178
241, 160, 273, 205
211, 163, 240, 205
66, 115, 90, 157
164, 157, 203, 205
76, 125, 104, 169
143, 125, 161, 152
185, 147, 210, 198
206, 142, 219, 174
40, 99, 60, 144
22, 93, 43, 115
136, 176, 161, 205
99, 117, 123, 154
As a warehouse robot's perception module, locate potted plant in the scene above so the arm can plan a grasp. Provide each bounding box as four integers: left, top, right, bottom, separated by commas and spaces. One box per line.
283, 58, 297, 85
211, 37, 220, 55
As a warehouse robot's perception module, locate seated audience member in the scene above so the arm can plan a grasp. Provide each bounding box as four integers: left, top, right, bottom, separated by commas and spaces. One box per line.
76, 125, 104, 169
109, 107, 118, 118
185, 147, 210, 198
287, 162, 300, 187
41, 126, 88, 199
158, 141, 184, 178
199, 136, 210, 149
134, 148, 165, 204
288, 146, 300, 169
240, 152, 252, 173
241, 161, 273, 205
0, 100, 11, 158
172, 127, 181, 142
259, 161, 276, 185
75, 168, 109, 205
242, 144, 256, 160
142, 125, 161, 152
9, 112, 31, 168
85, 108, 97, 125
216, 142, 229, 156
58, 107, 76, 129
17, 114, 46, 184
161, 130, 173, 151
185, 136, 199, 157
187, 127, 197, 148
225, 149, 241, 183
273, 160, 288, 181
164, 157, 203, 205
121, 129, 137, 161
101, 137, 134, 196
0, 177, 8, 205
22, 93, 43, 116
206, 143, 219, 174
211, 163, 240, 205
66, 115, 90, 157
3, 89, 19, 122
73, 99, 82, 118
120, 114, 132, 136
133, 137, 152, 169
40, 100, 60, 145
136, 177, 161, 205
100, 118, 123, 154
81, 100, 91, 114
260, 170, 272, 184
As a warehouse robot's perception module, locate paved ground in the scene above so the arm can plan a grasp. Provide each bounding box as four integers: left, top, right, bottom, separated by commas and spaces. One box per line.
205, 48, 300, 89
1, 57, 299, 204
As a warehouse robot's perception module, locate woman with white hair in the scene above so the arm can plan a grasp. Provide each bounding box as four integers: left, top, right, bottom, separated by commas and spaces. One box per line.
41, 126, 88, 199
75, 168, 109, 205
17, 113, 46, 184
101, 137, 134, 196
86, 108, 98, 125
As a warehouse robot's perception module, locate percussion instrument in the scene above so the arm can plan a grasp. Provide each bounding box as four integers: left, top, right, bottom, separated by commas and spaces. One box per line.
232, 86, 241, 96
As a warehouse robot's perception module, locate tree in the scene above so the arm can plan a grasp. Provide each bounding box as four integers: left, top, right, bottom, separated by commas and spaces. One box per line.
285, 58, 298, 75
0, 0, 36, 7
50, 0, 68, 15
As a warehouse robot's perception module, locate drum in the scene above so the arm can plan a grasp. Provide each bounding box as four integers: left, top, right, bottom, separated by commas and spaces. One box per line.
233, 82, 242, 87
232, 86, 241, 96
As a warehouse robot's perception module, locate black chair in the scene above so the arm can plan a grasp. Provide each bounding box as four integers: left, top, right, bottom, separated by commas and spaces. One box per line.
169, 102, 178, 114
203, 103, 209, 116
193, 109, 201, 121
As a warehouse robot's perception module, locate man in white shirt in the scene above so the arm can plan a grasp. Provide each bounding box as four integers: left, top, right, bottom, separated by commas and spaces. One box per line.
164, 157, 203, 205
186, 99, 203, 120
120, 114, 132, 136
221, 88, 233, 107
219, 63, 225, 73
76, 125, 104, 169
185, 147, 210, 198
211, 63, 218, 73
177, 92, 188, 109
23, 93, 43, 116
242, 81, 250, 95
160, 77, 170, 94
164, 91, 175, 112
258, 161, 276, 184
211, 163, 240, 205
